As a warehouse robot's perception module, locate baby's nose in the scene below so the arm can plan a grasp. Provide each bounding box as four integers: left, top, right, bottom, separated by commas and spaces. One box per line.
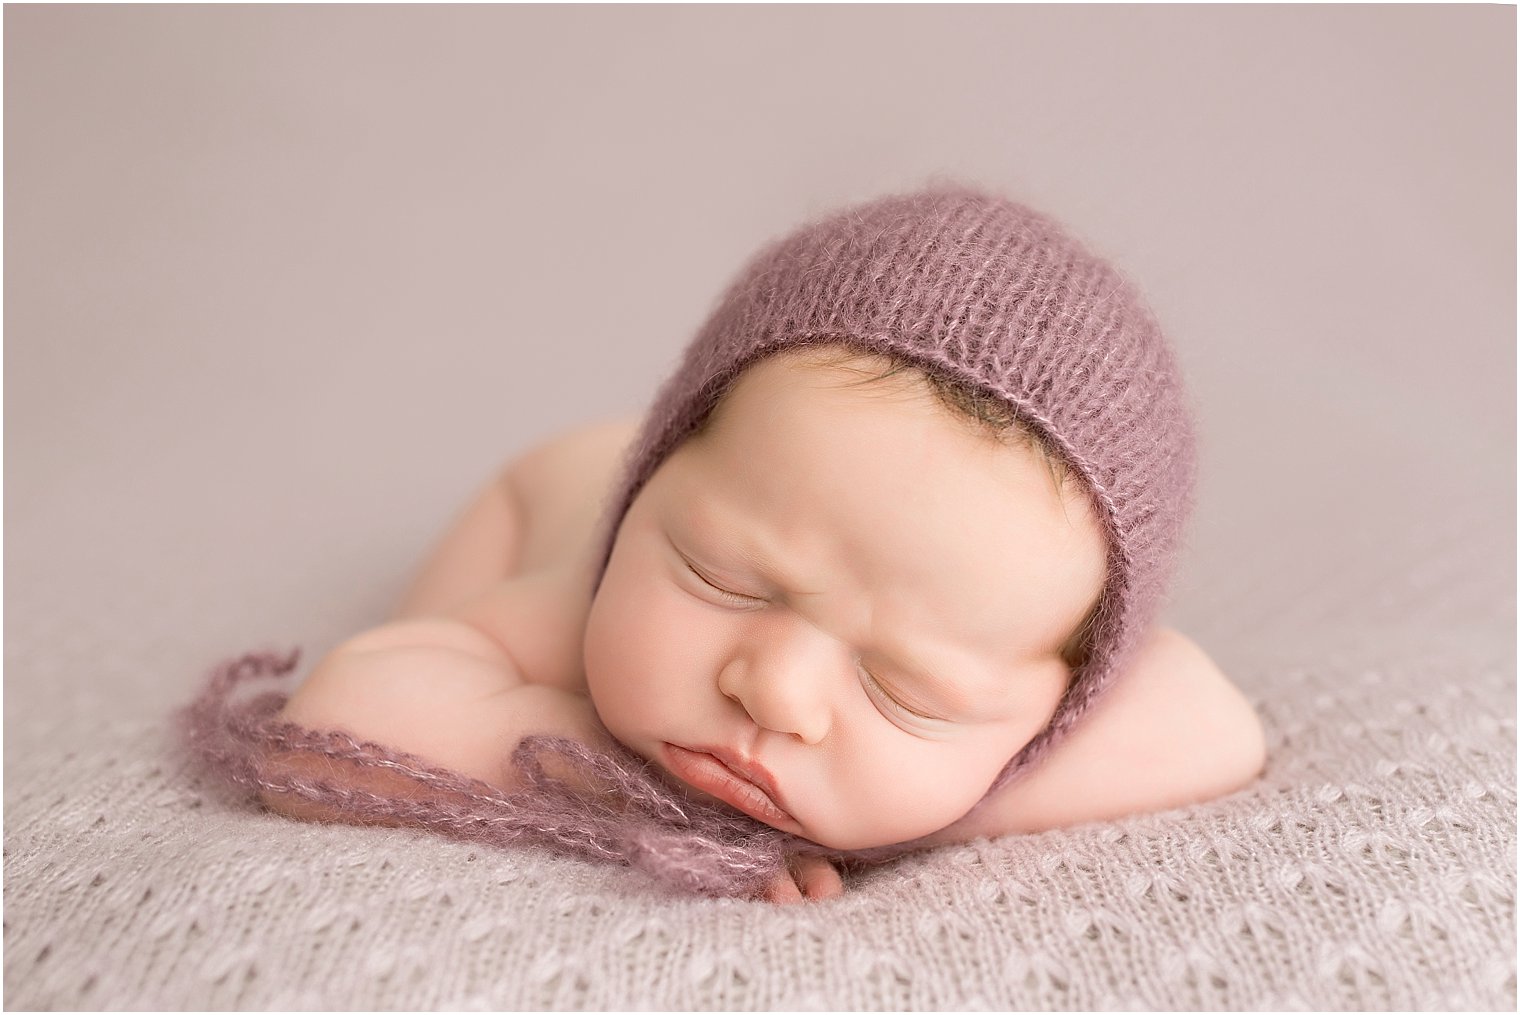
717, 631, 842, 745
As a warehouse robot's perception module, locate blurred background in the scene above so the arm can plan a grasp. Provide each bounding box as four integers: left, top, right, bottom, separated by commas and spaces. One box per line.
6, 5, 1513, 728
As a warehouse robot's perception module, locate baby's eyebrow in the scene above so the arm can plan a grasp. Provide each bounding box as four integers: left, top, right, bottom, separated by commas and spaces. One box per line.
679, 503, 807, 592
735, 544, 820, 597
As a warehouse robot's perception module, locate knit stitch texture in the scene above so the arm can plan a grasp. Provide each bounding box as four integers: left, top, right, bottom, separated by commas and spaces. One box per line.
7, 642, 1514, 1009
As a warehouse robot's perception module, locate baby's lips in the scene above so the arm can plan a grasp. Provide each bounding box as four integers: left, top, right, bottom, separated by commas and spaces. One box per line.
661, 743, 800, 830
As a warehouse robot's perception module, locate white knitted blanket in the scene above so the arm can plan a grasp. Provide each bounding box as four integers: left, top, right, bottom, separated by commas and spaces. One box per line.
5, 590, 1514, 1009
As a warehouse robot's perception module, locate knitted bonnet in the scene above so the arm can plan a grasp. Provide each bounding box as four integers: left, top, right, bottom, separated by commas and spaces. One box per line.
590, 182, 1199, 795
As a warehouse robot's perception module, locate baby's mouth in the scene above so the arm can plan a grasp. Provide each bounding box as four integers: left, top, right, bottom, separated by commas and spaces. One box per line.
659, 743, 800, 830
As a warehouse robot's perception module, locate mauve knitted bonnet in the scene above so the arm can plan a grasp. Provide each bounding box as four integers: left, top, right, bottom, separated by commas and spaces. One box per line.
591, 183, 1198, 792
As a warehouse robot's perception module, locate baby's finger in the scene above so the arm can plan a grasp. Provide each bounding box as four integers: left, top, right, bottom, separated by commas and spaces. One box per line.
793, 856, 845, 901
760, 869, 805, 905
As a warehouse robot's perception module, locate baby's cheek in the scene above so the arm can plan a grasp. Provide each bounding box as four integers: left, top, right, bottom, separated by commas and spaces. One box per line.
809, 728, 1006, 849
582, 595, 645, 738
873, 761, 991, 842
583, 580, 688, 744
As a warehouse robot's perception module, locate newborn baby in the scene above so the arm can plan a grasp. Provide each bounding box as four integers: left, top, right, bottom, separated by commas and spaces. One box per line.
261, 186, 1265, 903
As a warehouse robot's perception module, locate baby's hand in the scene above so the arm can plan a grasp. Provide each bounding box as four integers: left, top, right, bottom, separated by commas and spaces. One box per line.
760, 854, 845, 904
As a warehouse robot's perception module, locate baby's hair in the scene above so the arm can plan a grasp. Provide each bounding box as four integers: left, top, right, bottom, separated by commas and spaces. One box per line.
696, 340, 1099, 672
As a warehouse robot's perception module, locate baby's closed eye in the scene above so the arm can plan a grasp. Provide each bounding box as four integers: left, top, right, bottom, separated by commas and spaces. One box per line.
684, 560, 764, 606
858, 665, 948, 724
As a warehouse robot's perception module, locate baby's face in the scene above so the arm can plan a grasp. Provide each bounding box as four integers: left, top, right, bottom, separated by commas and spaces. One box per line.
582, 349, 1107, 850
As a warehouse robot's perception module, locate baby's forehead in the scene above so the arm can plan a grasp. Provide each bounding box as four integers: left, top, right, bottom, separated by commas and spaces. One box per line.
662, 364, 1107, 616
696, 351, 1082, 510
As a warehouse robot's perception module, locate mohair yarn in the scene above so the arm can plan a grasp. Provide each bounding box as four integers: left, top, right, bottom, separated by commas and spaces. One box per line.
178, 182, 1197, 898
592, 182, 1198, 793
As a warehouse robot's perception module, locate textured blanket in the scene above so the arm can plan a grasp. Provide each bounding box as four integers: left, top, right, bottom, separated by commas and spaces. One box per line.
5, 637, 1515, 1009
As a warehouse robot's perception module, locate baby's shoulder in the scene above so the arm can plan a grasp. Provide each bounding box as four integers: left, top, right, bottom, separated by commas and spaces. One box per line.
505, 413, 643, 576
445, 565, 596, 695
508, 414, 643, 497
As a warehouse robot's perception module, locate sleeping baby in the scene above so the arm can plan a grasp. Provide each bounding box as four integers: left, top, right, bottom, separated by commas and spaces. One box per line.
188, 184, 1265, 903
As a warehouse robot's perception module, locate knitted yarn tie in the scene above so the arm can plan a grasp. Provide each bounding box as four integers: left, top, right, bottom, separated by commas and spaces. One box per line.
176, 649, 913, 898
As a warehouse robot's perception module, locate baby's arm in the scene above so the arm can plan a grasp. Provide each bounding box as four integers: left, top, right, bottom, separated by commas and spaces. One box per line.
260, 615, 607, 825
923, 627, 1266, 846
263, 614, 843, 903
